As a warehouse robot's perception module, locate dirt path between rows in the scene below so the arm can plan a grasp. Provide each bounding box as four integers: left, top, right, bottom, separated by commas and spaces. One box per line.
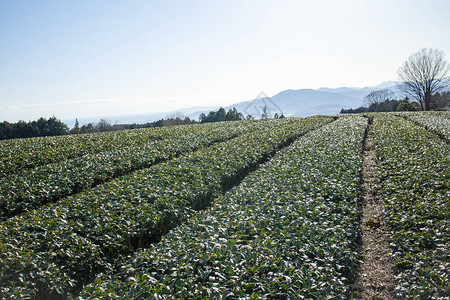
356, 121, 395, 299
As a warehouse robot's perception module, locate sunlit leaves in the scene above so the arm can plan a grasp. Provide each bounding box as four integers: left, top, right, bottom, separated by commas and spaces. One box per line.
0, 116, 332, 298
80, 116, 367, 299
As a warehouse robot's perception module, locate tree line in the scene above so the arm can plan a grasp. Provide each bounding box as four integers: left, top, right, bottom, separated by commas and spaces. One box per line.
341, 90, 449, 114
0, 116, 69, 140
199, 106, 284, 122
69, 116, 197, 135
199, 107, 244, 123
0, 116, 199, 140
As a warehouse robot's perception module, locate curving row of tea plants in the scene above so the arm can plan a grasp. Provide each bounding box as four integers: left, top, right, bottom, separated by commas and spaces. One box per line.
0, 120, 270, 220
431, 110, 450, 120
395, 111, 450, 142
373, 114, 450, 298
0, 121, 271, 177
79, 116, 367, 299
0, 116, 332, 299
0, 126, 167, 176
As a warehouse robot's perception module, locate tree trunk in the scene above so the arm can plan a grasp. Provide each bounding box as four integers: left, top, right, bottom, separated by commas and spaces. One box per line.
424, 90, 432, 111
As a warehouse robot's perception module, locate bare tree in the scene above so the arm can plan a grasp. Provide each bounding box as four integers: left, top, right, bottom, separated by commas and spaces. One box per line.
397, 48, 449, 111
364, 89, 394, 110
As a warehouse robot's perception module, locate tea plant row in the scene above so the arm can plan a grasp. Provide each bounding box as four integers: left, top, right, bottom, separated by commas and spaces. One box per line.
0, 121, 255, 177
80, 116, 367, 299
373, 114, 449, 298
0, 120, 264, 220
396, 111, 450, 142
0, 116, 331, 299
431, 110, 450, 120
0, 126, 167, 176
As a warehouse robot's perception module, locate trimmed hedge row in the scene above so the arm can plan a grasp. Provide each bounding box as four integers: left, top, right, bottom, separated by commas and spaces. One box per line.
373, 114, 450, 298
431, 111, 450, 120
396, 111, 450, 142
0, 116, 331, 299
79, 116, 367, 299
0, 126, 171, 176
0, 120, 261, 220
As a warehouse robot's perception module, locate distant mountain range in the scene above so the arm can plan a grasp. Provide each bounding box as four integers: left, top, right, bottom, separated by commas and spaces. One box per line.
66, 78, 450, 126
185, 81, 400, 121
217, 80, 410, 119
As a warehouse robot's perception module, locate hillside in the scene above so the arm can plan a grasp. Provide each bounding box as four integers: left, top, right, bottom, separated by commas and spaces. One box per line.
0, 112, 449, 299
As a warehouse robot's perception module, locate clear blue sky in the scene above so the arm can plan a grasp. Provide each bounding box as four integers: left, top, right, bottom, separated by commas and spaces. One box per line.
1, 0, 449, 122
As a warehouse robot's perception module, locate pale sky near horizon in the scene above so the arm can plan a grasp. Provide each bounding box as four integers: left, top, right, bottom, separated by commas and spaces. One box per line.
1, 0, 449, 122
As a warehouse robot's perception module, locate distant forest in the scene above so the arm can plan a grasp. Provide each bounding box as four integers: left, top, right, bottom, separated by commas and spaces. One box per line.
0, 107, 249, 140
0, 116, 70, 140
341, 91, 450, 114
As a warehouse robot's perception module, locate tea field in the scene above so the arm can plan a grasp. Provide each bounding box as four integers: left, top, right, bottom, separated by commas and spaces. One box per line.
0, 113, 448, 299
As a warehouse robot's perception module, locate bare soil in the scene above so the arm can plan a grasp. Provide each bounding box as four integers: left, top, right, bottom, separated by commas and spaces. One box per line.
357, 123, 395, 299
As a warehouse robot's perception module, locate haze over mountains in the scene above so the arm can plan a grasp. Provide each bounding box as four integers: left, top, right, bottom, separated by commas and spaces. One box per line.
66, 79, 445, 126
